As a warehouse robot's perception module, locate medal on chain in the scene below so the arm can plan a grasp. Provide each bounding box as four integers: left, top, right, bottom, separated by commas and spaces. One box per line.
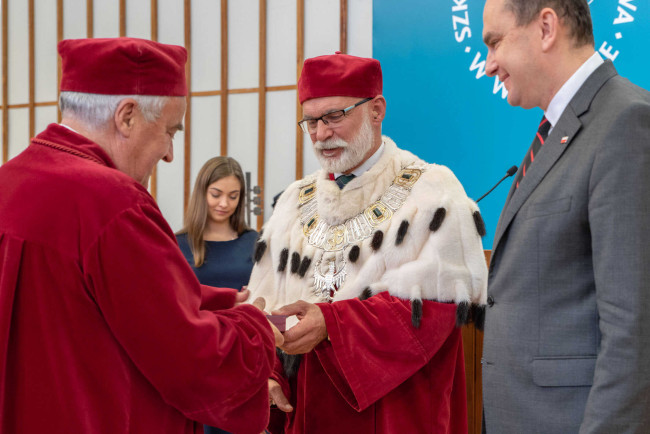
298, 165, 424, 301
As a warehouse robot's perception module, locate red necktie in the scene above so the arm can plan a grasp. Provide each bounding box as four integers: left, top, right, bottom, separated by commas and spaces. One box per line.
515, 116, 551, 189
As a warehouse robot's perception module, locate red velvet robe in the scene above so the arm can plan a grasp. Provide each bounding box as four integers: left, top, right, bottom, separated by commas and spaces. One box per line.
0, 124, 275, 434
271, 292, 467, 434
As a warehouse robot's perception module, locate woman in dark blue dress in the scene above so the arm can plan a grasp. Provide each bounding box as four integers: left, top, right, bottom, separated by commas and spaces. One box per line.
176, 156, 258, 434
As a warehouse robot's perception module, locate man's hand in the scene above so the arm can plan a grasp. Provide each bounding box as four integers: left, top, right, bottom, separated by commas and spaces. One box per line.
235, 288, 250, 304
268, 379, 293, 412
273, 300, 327, 354
252, 297, 284, 347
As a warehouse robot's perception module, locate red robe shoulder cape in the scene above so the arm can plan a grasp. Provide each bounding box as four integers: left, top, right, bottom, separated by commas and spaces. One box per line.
0, 124, 275, 434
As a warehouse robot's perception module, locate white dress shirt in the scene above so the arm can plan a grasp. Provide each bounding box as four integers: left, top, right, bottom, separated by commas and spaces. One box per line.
545, 52, 604, 133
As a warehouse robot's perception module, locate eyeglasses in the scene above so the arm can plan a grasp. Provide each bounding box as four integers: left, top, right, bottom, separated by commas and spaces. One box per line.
298, 97, 373, 134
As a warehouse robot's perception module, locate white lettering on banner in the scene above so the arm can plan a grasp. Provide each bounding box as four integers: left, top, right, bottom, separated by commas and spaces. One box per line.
618, 0, 637, 12
469, 51, 487, 79
599, 41, 620, 61
452, 0, 467, 12
452, 12, 470, 29
493, 76, 508, 98
452, 2, 471, 43
452, 0, 509, 99
454, 16, 472, 42
614, 0, 636, 25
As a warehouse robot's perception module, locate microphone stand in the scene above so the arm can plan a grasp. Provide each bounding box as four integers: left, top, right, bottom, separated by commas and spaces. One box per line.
476, 166, 518, 203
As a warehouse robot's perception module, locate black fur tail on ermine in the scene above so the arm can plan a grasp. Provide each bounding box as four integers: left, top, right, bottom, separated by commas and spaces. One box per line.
411, 299, 423, 328
277, 349, 302, 378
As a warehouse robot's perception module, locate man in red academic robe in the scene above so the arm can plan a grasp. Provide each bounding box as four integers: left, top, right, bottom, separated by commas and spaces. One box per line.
248, 53, 488, 433
0, 37, 280, 434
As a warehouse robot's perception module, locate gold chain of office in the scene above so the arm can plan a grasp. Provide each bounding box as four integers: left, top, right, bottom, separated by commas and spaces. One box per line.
298, 165, 425, 252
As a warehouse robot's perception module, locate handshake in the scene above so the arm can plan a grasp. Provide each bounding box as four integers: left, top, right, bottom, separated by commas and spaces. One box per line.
238, 288, 328, 355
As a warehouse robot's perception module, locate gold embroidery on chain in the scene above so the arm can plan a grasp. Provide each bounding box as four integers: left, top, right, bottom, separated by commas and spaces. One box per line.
298, 166, 423, 252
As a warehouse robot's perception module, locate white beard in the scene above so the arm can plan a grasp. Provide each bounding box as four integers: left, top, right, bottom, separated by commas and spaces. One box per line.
313, 115, 374, 173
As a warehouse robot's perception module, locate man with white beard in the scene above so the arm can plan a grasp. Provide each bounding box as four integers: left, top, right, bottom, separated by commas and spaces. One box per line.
248, 52, 488, 434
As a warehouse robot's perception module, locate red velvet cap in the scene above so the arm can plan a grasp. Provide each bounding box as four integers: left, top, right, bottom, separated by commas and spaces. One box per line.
58, 37, 188, 96
298, 52, 382, 104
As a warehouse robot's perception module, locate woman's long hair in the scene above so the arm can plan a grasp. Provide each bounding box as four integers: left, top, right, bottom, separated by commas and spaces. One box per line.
178, 156, 250, 267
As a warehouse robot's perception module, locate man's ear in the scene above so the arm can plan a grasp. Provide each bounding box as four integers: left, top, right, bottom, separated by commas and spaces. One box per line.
114, 98, 138, 137
539, 7, 559, 52
370, 96, 387, 124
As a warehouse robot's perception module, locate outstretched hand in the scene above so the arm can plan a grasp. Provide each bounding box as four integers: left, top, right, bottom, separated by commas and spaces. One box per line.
272, 300, 327, 354
252, 297, 284, 347
268, 379, 293, 412
235, 288, 250, 305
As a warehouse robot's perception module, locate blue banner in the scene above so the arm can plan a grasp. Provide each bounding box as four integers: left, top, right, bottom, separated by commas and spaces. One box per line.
374, 0, 649, 247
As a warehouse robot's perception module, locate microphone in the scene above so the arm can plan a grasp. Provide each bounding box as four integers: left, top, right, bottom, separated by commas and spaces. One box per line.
476, 165, 518, 203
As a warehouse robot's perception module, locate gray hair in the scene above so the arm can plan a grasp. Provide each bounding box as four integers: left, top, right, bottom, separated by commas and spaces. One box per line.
59, 91, 170, 131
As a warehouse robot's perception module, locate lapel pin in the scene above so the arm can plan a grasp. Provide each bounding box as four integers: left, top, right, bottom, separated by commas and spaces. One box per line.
561, 136, 569, 144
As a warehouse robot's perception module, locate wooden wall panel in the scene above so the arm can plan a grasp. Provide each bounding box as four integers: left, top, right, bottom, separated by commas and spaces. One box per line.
151, 0, 158, 41
462, 322, 476, 434
0, 0, 358, 233
119, 0, 126, 37
461, 250, 491, 434
86, 0, 93, 37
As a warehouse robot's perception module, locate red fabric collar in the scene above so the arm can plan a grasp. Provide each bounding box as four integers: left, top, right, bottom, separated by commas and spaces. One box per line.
328, 173, 335, 181
31, 124, 117, 169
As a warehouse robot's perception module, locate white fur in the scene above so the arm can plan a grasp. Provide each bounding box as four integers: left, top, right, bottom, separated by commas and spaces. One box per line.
248, 136, 488, 312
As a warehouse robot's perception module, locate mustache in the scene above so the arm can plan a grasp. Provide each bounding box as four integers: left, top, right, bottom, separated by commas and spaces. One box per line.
314, 138, 348, 151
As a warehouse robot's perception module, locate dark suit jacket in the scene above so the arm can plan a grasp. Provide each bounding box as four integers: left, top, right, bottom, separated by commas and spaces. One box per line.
483, 61, 650, 433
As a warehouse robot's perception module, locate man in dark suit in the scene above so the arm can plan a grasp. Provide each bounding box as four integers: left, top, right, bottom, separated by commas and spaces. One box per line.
481, 0, 650, 433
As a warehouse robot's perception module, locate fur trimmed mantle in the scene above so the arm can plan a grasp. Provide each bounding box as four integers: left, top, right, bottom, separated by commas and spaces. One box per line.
248, 136, 487, 328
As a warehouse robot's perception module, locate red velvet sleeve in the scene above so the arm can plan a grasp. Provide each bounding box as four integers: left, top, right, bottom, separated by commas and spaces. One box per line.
200, 284, 237, 311
83, 203, 275, 434
315, 291, 457, 411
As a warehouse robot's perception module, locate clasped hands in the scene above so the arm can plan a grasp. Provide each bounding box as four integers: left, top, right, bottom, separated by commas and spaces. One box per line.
259, 297, 328, 354
239, 289, 328, 352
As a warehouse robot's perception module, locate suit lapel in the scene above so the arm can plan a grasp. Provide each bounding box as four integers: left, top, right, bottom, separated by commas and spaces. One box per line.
491, 60, 618, 253
492, 116, 581, 248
